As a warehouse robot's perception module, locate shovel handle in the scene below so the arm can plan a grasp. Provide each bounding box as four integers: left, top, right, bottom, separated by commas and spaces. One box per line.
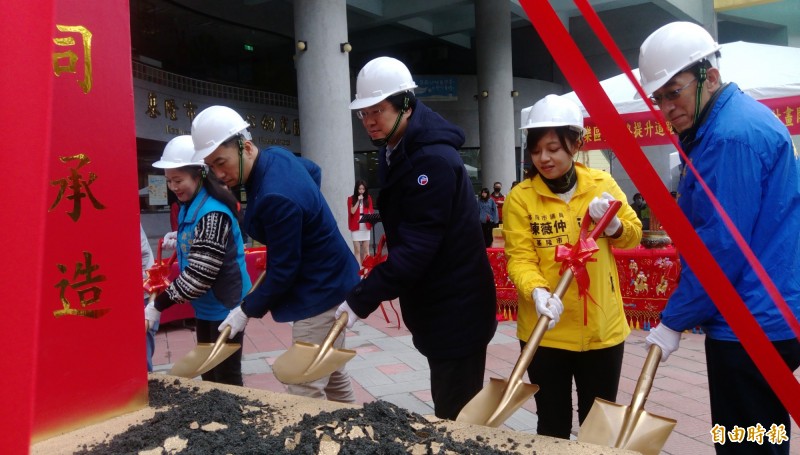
614, 343, 663, 449
509, 202, 622, 386
303, 312, 349, 373
588, 200, 622, 241
629, 344, 662, 412
216, 271, 266, 341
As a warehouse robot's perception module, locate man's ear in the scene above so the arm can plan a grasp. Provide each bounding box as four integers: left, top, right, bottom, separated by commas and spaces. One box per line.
705, 67, 722, 92
243, 140, 257, 158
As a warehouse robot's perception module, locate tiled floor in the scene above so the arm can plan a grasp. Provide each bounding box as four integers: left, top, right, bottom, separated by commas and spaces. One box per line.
152, 302, 800, 454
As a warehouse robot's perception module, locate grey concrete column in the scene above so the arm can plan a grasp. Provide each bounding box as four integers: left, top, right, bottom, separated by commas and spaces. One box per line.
293, 0, 355, 243
475, 0, 516, 192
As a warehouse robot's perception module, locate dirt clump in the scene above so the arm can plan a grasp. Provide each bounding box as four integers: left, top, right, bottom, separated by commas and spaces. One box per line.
74, 379, 525, 454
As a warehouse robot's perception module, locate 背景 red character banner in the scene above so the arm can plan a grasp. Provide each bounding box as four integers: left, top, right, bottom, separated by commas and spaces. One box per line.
27, 0, 146, 443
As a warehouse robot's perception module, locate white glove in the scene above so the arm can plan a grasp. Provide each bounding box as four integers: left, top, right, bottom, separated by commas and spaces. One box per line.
588, 192, 622, 236
219, 306, 249, 338
162, 231, 178, 250
532, 288, 563, 330
145, 301, 161, 331
335, 301, 359, 329
645, 323, 682, 362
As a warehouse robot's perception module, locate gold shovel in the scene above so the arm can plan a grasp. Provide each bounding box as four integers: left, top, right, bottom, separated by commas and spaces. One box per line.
457, 201, 622, 427
577, 344, 676, 455
456, 271, 571, 427
169, 271, 266, 378
272, 312, 356, 384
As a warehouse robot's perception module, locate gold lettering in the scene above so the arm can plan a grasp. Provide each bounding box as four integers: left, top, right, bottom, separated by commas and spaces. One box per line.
53, 25, 92, 93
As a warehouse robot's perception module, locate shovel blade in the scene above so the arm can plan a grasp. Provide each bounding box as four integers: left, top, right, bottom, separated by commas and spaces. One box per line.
456, 377, 539, 427
272, 341, 356, 384
578, 398, 676, 455
168, 342, 241, 378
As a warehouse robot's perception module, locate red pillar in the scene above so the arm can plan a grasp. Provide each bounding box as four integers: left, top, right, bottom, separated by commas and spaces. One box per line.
2, 0, 147, 450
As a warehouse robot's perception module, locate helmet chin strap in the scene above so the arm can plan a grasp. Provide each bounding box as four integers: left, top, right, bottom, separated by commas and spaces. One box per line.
693, 66, 707, 125
237, 137, 245, 186
371, 96, 409, 148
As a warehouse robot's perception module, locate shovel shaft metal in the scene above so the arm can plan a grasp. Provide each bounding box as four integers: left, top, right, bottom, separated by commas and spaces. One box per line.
507, 268, 573, 386
306, 312, 348, 372
486, 268, 574, 426
615, 344, 663, 448
461, 204, 622, 428
169, 271, 266, 378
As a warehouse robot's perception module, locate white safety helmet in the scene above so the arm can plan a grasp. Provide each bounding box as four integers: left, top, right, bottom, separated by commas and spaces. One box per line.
350, 57, 417, 110
520, 94, 585, 134
152, 135, 206, 169
191, 105, 252, 162
638, 21, 720, 96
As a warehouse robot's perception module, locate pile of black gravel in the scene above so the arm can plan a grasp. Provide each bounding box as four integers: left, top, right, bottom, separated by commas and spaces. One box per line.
76, 379, 529, 454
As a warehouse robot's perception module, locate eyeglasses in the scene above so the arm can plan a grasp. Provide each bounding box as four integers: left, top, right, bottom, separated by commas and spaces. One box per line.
355, 107, 385, 120
649, 78, 697, 106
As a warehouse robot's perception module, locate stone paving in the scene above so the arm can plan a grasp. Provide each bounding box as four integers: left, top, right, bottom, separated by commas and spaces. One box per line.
152, 301, 800, 454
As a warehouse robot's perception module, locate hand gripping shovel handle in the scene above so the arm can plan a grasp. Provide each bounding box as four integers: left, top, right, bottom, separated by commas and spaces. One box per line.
184, 271, 266, 376
214, 270, 266, 342
510, 200, 622, 383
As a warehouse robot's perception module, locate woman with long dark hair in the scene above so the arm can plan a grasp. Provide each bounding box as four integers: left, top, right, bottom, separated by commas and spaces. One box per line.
347, 179, 374, 264
144, 135, 252, 386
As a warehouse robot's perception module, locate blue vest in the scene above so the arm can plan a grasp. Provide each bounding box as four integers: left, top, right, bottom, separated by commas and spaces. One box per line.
178, 186, 251, 321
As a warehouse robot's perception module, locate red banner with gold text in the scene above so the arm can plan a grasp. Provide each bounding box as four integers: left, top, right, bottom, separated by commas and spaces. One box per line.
29, 0, 147, 442
583, 95, 800, 150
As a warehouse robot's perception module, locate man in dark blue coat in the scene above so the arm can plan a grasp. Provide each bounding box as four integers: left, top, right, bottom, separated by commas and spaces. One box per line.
337, 56, 497, 419
191, 105, 360, 403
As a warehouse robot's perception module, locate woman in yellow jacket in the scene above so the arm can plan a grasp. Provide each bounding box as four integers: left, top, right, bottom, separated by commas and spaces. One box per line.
504, 95, 642, 439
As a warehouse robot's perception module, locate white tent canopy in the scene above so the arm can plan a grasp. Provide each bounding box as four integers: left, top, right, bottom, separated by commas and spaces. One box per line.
563, 41, 800, 117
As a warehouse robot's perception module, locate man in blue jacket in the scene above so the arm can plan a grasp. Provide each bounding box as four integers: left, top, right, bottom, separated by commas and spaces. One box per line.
640, 22, 800, 454
336, 56, 497, 419
191, 105, 360, 403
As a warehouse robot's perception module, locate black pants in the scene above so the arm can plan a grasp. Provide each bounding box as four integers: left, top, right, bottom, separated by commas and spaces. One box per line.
706, 337, 800, 455
196, 318, 244, 386
428, 347, 488, 420
481, 222, 495, 248
520, 341, 624, 439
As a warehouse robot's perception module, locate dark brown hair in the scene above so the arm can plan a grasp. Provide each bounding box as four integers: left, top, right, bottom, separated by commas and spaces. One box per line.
524, 126, 583, 180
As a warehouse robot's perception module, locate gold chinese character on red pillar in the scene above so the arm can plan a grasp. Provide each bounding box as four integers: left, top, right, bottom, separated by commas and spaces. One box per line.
53, 252, 110, 319
52, 25, 93, 94
49, 154, 105, 222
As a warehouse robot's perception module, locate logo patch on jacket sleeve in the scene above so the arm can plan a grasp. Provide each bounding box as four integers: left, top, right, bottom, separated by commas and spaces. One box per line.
417, 174, 429, 186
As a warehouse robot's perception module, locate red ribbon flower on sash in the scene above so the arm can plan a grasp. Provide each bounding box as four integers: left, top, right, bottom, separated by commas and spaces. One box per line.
554, 201, 621, 325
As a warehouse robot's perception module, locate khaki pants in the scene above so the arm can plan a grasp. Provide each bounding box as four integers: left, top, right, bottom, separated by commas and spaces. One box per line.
286, 306, 356, 403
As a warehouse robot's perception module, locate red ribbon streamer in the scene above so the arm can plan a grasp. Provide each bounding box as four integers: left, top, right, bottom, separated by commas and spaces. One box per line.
519, 0, 800, 420
554, 213, 598, 325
